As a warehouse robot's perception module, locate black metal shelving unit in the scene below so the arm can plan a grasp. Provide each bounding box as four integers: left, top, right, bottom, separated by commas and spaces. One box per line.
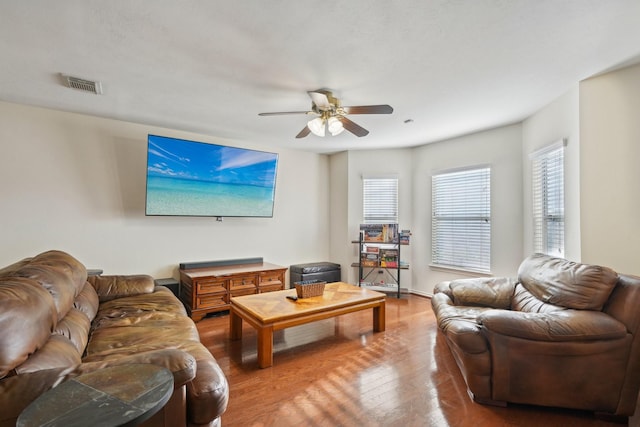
353, 231, 407, 298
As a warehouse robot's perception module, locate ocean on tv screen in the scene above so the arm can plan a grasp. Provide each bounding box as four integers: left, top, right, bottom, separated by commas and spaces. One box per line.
145, 135, 278, 217
146, 176, 274, 217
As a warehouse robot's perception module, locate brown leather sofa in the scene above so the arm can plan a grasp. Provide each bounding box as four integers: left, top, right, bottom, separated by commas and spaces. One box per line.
0, 250, 228, 427
431, 253, 640, 420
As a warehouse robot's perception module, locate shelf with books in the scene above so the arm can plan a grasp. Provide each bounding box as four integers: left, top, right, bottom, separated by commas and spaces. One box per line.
360, 223, 399, 243
353, 224, 410, 298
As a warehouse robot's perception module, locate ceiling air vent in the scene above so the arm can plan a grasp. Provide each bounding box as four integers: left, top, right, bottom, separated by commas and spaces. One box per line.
64, 75, 103, 95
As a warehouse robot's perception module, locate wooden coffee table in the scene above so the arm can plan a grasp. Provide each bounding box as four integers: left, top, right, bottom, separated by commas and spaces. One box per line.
230, 282, 386, 368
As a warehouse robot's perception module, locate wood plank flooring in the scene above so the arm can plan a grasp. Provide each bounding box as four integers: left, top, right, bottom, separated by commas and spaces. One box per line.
196, 294, 640, 427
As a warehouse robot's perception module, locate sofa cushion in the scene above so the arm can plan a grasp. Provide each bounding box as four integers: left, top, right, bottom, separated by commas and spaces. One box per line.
54, 308, 91, 354
87, 287, 200, 357
511, 283, 567, 313
11, 265, 79, 320
73, 281, 99, 321
88, 275, 155, 302
0, 278, 57, 378
0, 257, 32, 277
518, 254, 618, 311
15, 335, 82, 375
30, 251, 88, 290
479, 309, 627, 341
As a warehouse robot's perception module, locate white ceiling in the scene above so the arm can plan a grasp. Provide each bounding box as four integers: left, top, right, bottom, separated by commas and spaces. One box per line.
1, 1, 640, 154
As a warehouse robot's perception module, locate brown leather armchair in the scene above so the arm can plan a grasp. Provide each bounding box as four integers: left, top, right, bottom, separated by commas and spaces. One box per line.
431, 254, 640, 420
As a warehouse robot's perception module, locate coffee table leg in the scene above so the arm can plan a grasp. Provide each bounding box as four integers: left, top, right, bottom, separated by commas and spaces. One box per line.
257, 326, 273, 368
373, 301, 386, 332
230, 308, 243, 340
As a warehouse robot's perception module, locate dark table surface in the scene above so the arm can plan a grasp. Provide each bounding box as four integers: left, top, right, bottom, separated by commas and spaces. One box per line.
17, 363, 174, 427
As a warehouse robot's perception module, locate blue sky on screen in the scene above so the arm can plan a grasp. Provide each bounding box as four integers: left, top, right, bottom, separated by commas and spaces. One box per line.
147, 135, 277, 186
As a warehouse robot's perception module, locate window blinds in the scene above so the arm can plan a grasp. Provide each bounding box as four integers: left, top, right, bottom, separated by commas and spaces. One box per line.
432, 167, 491, 272
532, 142, 565, 257
363, 177, 398, 224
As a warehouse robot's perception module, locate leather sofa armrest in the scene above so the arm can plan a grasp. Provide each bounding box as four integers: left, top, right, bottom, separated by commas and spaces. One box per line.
431, 293, 493, 354
479, 309, 627, 342
187, 358, 229, 424
433, 280, 455, 300
80, 349, 196, 387
87, 274, 155, 302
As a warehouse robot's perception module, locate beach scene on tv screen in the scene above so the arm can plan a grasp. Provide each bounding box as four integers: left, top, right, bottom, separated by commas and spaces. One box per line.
146, 135, 278, 217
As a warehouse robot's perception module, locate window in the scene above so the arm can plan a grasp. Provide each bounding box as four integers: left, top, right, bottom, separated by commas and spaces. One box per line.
363, 176, 398, 224
532, 140, 565, 258
432, 167, 491, 272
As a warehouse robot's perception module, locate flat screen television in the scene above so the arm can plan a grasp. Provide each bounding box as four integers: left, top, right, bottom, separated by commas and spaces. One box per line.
145, 134, 279, 217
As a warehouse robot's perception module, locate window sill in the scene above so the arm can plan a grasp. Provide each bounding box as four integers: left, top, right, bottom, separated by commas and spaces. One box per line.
429, 264, 492, 277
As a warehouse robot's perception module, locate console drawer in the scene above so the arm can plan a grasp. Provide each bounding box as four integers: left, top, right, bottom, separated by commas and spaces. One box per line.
196, 279, 227, 295
259, 271, 283, 284
259, 283, 284, 293
197, 292, 228, 309
229, 274, 258, 292
230, 288, 257, 298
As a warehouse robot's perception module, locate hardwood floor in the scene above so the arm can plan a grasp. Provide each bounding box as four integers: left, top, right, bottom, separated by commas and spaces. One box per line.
196, 294, 640, 427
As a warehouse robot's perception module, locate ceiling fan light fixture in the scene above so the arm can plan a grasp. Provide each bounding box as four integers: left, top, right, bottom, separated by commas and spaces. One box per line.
259, 89, 393, 138
307, 117, 325, 137
327, 117, 345, 136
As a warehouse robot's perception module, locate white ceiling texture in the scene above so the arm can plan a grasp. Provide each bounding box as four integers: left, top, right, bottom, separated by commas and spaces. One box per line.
1, 1, 640, 154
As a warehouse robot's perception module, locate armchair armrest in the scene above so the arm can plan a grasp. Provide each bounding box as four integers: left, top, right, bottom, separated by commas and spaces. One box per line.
448, 277, 516, 309
87, 274, 155, 302
479, 309, 627, 342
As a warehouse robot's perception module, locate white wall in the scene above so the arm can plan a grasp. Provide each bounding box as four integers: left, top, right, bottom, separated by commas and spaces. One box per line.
0, 101, 331, 282
9, 65, 634, 291
328, 124, 523, 296
521, 85, 581, 261
579, 63, 640, 275
329, 151, 350, 282
411, 124, 524, 295
343, 149, 414, 287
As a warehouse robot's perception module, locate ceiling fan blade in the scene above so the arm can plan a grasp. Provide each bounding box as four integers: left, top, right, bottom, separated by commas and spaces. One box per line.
295, 126, 311, 139
342, 105, 394, 114
338, 116, 369, 137
258, 111, 311, 116
308, 91, 332, 110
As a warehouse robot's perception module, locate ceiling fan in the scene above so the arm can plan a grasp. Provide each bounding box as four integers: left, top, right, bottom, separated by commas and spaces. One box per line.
258, 89, 393, 138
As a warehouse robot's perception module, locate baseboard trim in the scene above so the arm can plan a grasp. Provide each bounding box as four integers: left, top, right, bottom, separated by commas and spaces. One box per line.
409, 289, 433, 298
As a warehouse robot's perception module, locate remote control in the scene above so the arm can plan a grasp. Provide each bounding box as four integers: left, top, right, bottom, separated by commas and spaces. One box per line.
286, 295, 298, 301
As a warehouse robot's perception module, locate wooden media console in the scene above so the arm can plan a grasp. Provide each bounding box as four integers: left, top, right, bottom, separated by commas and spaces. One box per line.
179, 258, 287, 321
